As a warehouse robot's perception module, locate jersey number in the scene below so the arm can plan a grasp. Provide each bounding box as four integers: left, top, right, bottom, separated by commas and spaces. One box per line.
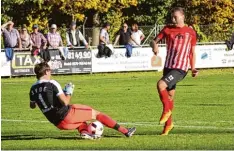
38, 93, 48, 109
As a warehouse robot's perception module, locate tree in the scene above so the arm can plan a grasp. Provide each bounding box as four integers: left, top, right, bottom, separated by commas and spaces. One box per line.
184, 0, 234, 41
50, 0, 137, 45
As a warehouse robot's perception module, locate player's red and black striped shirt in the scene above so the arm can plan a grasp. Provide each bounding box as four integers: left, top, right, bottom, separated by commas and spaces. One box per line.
155, 25, 197, 71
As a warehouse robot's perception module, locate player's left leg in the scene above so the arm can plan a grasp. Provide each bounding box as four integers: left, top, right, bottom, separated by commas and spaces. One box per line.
93, 110, 136, 137
161, 89, 175, 135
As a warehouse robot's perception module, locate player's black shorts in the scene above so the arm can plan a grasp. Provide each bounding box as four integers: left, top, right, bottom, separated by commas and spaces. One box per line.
161, 68, 187, 91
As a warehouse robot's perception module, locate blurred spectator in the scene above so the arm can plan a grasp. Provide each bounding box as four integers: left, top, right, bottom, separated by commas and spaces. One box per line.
114, 22, 132, 46
129, 23, 145, 46
1, 21, 22, 49
114, 22, 134, 58
100, 22, 110, 45
30, 24, 47, 49
20, 25, 32, 49
97, 23, 112, 58
1, 21, 22, 60
47, 24, 63, 48
66, 21, 88, 48
225, 32, 234, 50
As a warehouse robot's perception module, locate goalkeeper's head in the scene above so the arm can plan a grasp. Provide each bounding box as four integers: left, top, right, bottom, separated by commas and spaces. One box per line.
34, 62, 51, 80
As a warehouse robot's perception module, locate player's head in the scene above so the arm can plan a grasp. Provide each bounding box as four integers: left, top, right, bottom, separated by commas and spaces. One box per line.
103, 22, 110, 30
123, 22, 128, 30
171, 7, 185, 25
70, 21, 76, 30
34, 62, 51, 80
132, 23, 138, 32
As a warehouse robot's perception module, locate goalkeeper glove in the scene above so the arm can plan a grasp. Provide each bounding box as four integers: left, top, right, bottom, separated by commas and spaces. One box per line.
63, 82, 75, 95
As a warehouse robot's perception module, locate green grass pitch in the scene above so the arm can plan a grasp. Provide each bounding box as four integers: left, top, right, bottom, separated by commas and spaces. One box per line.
1, 69, 234, 150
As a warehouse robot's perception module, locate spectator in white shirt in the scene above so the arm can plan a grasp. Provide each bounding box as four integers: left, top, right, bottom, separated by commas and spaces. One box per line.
66, 21, 88, 48
129, 23, 145, 46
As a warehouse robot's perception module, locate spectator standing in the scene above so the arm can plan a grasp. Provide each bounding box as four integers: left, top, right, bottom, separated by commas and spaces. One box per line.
114, 23, 134, 57
97, 23, 112, 58
66, 21, 88, 48
30, 24, 47, 49
1, 21, 22, 60
47, 24, 63, 49
1, 21, 22, 49
129, 23, 145, 46
114, 22, 132, 46
20, 25, 32, 49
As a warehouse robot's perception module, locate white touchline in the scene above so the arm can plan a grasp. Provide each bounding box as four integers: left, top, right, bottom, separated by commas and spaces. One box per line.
1, 119, 234, 130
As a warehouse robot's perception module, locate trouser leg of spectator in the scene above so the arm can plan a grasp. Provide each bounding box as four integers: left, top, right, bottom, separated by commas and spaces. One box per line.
5, 48, 13, 61
97, 44, 105, 58
5, 49, 9, 61
105, 47, 112, 57
125, 44, 133, 58
10, 48, 14, 60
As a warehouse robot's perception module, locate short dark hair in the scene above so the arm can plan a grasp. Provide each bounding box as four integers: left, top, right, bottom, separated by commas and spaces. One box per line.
34, 62, 51, 79
171, 7, 185, 15
103, 22, 110, 28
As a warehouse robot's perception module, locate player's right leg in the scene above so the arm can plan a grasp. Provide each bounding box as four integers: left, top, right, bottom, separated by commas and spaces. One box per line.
57, 104, 136, 138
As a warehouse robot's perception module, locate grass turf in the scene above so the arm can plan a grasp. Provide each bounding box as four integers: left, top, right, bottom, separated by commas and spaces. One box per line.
1, 68, 234, 150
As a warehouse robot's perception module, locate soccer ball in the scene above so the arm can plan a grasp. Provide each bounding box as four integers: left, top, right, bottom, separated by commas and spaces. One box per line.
88, 121, 104, 136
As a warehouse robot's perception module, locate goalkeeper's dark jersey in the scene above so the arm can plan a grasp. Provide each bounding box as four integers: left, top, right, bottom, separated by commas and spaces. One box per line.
29, 80, 70, 125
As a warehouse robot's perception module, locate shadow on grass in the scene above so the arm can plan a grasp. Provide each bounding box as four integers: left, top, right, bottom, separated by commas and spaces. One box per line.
178, 84, 197, 87
1, 134, 121, 141
134, 128, 234, 136
191, 103, 233, 106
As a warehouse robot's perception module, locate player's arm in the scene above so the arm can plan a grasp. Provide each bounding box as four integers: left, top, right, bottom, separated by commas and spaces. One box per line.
150, 27, 166, 55
151, 37, 161, 55
54, 81, 74, 106
29, 88, 36, 109
30, 101, 36, 109
190, 46, 198, 77
57, 94, 71, 106
190, 31, 198, 77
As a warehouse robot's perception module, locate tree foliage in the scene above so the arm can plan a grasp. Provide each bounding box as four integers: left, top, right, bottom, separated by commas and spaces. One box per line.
1, 0, 233, 43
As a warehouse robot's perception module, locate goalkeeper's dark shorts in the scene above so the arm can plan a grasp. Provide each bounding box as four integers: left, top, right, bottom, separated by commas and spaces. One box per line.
161, 68, 187, 91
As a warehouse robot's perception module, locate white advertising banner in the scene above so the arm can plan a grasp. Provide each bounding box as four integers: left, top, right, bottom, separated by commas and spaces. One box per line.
196, 45, 234, 68
0, 52, 11, 76
91, 47, 167, 73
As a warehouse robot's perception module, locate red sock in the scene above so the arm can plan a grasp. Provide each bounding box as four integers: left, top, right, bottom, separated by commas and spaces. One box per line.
166, 100, 174, 126
77, 122, 89, 133
96, 113, 128, 134
159, 89, 170, 112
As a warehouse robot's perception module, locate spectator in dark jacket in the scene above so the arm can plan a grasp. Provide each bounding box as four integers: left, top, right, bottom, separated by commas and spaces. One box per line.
66, 21, 88, 48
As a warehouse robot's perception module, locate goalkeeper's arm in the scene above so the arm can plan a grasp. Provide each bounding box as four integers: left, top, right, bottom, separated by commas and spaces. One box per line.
58, 83, 75, 106
58, 94, 71, 106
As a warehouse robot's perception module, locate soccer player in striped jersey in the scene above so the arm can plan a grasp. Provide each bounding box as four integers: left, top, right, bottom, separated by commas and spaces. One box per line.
29, 62, 136, 139
151, 7, 198, 135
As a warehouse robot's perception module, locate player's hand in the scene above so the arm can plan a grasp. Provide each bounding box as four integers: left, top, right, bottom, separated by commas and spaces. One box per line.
191, 69, 198, 77
63, 82, 75, 95
150, 40, 158, 55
